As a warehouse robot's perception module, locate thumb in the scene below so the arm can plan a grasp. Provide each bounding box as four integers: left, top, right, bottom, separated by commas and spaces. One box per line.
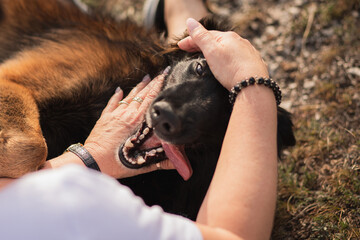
185, 18, 216, 54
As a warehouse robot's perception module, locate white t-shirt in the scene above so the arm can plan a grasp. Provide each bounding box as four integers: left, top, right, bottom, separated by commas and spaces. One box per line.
0, 165, 202, 240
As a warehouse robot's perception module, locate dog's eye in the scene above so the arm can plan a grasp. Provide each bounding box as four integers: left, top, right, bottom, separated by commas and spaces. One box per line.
195, 63, 204, 76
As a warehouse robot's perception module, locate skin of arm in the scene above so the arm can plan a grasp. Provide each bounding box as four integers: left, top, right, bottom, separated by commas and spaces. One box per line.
165, 0, 208, 41
196, 86, 278, 240
179, 19, 278, 240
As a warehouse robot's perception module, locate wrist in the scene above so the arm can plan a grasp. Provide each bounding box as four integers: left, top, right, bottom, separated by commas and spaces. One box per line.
65, 143, 101, 172
229, 64, 269, 90
229, 77, 281, 106
42, 151, 86, 170
83, 142, 119, 178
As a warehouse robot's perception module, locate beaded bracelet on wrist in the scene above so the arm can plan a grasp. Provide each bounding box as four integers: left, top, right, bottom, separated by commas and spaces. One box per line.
228, 77, 282, 105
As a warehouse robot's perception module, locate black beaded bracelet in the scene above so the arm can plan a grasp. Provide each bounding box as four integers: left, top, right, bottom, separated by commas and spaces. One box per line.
66, 143, 101, 171
228, 77, 282, 105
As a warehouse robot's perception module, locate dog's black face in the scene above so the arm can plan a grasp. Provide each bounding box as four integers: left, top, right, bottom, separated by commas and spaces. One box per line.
118, 55, 231, 180
148, 57, 230, 144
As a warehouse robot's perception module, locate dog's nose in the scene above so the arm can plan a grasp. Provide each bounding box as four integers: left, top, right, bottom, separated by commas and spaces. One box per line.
151, 101, 181, 136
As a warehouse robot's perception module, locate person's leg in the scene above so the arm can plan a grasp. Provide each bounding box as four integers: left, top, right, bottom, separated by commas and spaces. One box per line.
164, 0, 208, 41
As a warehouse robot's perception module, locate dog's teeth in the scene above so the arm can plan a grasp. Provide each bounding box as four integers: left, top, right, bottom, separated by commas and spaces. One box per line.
147, 149, 157, 156
125, 139, 134, 148
139, 134, 145, 140
137, 156, 146, 164
156, 147, 164, 153
123, 148, 128, 157
143, 127, 150, 135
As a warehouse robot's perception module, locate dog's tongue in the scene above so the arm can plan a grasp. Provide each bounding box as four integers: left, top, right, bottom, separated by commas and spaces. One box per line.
161, 141, 193, 181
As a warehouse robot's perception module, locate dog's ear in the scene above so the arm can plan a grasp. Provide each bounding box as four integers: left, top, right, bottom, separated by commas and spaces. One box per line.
277, 107, 296, 157
177, 14, 235, 39
162, 14, 234, 63
199, 15, 235, 32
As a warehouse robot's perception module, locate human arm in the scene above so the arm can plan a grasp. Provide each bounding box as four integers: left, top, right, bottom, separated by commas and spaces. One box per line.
179, 19, 278, 240
196, 85, 277, 240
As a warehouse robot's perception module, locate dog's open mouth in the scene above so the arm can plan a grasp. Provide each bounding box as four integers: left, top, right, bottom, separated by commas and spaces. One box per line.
118, 121, 193, 180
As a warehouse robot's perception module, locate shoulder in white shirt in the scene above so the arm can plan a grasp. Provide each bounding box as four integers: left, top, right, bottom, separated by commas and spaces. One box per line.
0, 165, 202, 240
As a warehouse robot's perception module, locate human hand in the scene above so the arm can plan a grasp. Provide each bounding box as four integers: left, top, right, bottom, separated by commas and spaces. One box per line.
178, 18, 269, 91
84, 71, 175, 179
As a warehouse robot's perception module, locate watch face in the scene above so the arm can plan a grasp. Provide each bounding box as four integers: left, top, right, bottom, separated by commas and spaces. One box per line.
66, 143, 82, 152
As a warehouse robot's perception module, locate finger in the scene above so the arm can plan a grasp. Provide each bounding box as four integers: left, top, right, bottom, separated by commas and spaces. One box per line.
137, 73, 166, 113
177, 36, 201, 52
113, 67, 169, 115
134, 160, 176, 176
101, 87, 124, 115
152, 160, 176, 171
120, 74, 151, 106
184, 18, 218, 55
126, 72, 165, 110
158, 159, 176, 170
126, 66, 169, 110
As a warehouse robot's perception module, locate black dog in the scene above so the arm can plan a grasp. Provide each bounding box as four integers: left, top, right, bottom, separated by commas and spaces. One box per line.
0, 0, 295, 220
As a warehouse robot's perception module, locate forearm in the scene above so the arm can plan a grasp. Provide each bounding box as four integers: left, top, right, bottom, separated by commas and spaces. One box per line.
165, 0, 208, 41
0, 152, 85, 190
197, 85, 278, 240
42, 152, 85, 170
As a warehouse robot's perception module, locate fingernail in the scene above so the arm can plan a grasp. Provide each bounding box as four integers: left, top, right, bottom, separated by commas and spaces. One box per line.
142, 74, 151, 82
115, 87, 121, 93
163, 66, 171, 75
186, 18, 200, 32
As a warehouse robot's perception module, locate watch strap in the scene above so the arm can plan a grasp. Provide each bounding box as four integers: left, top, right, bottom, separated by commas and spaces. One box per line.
66, 143, 101, 171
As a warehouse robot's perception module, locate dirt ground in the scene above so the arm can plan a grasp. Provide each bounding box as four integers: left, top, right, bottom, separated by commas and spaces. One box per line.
81, 0, 359, 238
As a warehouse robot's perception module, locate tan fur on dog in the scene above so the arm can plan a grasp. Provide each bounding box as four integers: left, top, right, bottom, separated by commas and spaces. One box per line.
0, 0, 165, 177
0, 81, 47, 177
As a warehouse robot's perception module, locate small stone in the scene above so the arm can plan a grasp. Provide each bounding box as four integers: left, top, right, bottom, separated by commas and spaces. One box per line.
281, 100, 292, 111
289, 83, 297, 89
289, 7, 300, 15
281, 61, 298, 72
303, 80, 315, 89
347, 67, 360, 77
